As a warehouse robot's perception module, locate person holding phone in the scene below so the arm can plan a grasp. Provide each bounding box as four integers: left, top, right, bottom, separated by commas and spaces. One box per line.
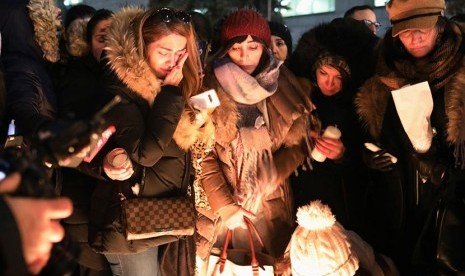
87, 7, 213, 276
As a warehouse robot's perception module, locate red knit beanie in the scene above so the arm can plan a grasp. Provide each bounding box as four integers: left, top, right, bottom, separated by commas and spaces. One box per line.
221, 9, 271, 46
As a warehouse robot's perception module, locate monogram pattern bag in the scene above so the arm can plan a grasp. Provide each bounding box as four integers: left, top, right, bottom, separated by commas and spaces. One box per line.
122, 196, 195, 240
120, 154, 195, 241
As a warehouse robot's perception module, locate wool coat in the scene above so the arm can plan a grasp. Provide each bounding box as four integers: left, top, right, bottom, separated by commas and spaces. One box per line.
197, 63, 312, 259
355, 20, 465, 272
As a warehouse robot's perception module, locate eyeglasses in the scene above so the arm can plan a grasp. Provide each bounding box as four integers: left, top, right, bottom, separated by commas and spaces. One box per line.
363, 19, 381, 30
155, 8, 191, 24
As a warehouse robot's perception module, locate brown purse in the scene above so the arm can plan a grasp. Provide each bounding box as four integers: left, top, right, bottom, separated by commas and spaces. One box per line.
121, 195, 195, 240
119, 154, 195, 241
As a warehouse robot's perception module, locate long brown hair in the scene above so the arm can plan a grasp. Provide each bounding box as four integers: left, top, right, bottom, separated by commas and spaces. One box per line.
136, 8, 202, 98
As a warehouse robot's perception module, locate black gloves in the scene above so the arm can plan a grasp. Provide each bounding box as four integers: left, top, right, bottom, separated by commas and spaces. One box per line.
362, 146, 395, 172
411, 152, 446, 185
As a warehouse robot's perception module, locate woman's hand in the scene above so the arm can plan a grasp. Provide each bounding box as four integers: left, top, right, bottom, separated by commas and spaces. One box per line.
163, 52, 188, 87
311, 132, 345, 160
103, 148, 134, 181
218, 205, 256, 230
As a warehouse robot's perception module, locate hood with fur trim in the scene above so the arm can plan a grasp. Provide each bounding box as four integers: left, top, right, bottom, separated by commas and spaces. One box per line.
289, 17, 379, 94
65, 17, 91, 57
105, 7, 214, 151
27, 0, 61, 63
105, 7, 162, 106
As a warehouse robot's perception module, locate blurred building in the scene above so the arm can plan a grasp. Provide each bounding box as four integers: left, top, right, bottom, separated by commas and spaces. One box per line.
61, 0, 391, 47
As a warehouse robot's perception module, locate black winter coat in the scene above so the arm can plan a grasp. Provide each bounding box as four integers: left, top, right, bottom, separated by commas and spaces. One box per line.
0, 0, 57, 139
89, 65, 189, 254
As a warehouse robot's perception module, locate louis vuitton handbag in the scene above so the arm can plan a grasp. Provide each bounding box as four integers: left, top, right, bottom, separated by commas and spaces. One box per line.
119, 155, 195, 241
121, 195, 195, 240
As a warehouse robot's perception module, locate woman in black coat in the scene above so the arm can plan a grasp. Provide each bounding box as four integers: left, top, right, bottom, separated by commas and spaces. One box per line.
87, 7, 213, 276
288, 18, 378, 232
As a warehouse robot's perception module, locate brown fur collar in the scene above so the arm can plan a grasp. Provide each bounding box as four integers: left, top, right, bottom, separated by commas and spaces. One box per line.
356, 55, 465, 144
105, 7, 214, 151
27, 0, 60, 63
66, 17, 91, 57
105, 7, 162, 106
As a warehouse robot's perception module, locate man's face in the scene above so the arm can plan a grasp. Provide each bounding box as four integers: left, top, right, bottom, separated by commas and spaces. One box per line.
351, 9, 378, 34
398, 27, 439, 58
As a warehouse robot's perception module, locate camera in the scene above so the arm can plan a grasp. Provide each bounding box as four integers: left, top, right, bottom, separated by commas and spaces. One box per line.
0, 96, 121, 275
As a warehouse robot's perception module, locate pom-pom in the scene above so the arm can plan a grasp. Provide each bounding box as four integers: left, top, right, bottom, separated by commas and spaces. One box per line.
296, 200, 336, 230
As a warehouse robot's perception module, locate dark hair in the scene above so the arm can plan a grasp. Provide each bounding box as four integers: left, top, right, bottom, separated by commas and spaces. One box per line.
187, 11, 212, 43
451, 13, 465, 23
344, 5, 375, 18
86, 9, 113, 43
64, 4, 96, 29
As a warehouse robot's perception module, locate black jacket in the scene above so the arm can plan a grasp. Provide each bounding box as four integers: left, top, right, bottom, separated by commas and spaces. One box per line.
0, 0, 59, 139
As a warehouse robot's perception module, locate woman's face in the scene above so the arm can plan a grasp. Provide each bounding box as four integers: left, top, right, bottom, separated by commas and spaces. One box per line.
91, 19, 112, 61
316, 65, 342, 96
227, 35, 263, 74
146, 33, 187, 79
270, 35, 288, 62
398, 27, 438, 58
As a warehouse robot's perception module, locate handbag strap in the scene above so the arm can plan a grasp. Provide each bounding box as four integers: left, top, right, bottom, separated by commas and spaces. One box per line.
218, 217, 265, 276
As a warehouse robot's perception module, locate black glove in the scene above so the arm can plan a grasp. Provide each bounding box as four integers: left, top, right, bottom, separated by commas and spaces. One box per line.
362, 146, 394, 172
411, 152, 446, 185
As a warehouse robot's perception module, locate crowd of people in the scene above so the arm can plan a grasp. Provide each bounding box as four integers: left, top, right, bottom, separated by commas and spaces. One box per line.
0, 0, 464, 275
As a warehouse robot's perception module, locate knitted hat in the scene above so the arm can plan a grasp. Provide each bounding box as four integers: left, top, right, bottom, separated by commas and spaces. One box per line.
268, 21, 292, 51
221, 9, 271, 46
290, 200, 359, 276
313, 52, 351, 79
386, 0, 445, 37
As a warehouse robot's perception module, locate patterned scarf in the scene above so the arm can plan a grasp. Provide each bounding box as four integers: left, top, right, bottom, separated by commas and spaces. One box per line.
392, 24, 462, 93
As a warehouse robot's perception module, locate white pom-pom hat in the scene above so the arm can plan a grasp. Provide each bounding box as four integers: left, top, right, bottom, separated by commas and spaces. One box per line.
290, 200, 359, 276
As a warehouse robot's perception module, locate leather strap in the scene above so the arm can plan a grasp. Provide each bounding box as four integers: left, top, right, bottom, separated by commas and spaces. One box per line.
218, 216, 265, 276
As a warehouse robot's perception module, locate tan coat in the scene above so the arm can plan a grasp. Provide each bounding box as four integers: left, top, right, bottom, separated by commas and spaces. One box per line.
198, 65, 312, 258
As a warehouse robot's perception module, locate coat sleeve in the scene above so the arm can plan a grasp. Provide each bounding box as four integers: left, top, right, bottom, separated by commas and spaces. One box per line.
0, 195, 29, 275
109, 85, 186, 167
200, 146, 236, 213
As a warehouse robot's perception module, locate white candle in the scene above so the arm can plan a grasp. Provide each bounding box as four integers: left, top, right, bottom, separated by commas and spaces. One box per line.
311, 126, 341, 162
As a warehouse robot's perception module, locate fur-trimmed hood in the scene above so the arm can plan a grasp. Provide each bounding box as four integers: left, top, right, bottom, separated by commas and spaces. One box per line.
105, 7, 162, 106
356, 21, 465, 145
289, 18, 379, 94
27, 0, 60, 63
105, 7, 214, 151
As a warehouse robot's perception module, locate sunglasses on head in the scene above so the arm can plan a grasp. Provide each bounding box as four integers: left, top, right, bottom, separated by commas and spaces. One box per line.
155, 7, 191, 24
363, 19, 381, 30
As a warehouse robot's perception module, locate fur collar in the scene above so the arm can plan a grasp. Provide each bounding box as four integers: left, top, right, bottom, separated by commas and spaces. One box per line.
356, 51, 465, 145
105, 7, 215, 151
66, 17, 91, 57
105, 7, 162, 105
27, 0, 60, 63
